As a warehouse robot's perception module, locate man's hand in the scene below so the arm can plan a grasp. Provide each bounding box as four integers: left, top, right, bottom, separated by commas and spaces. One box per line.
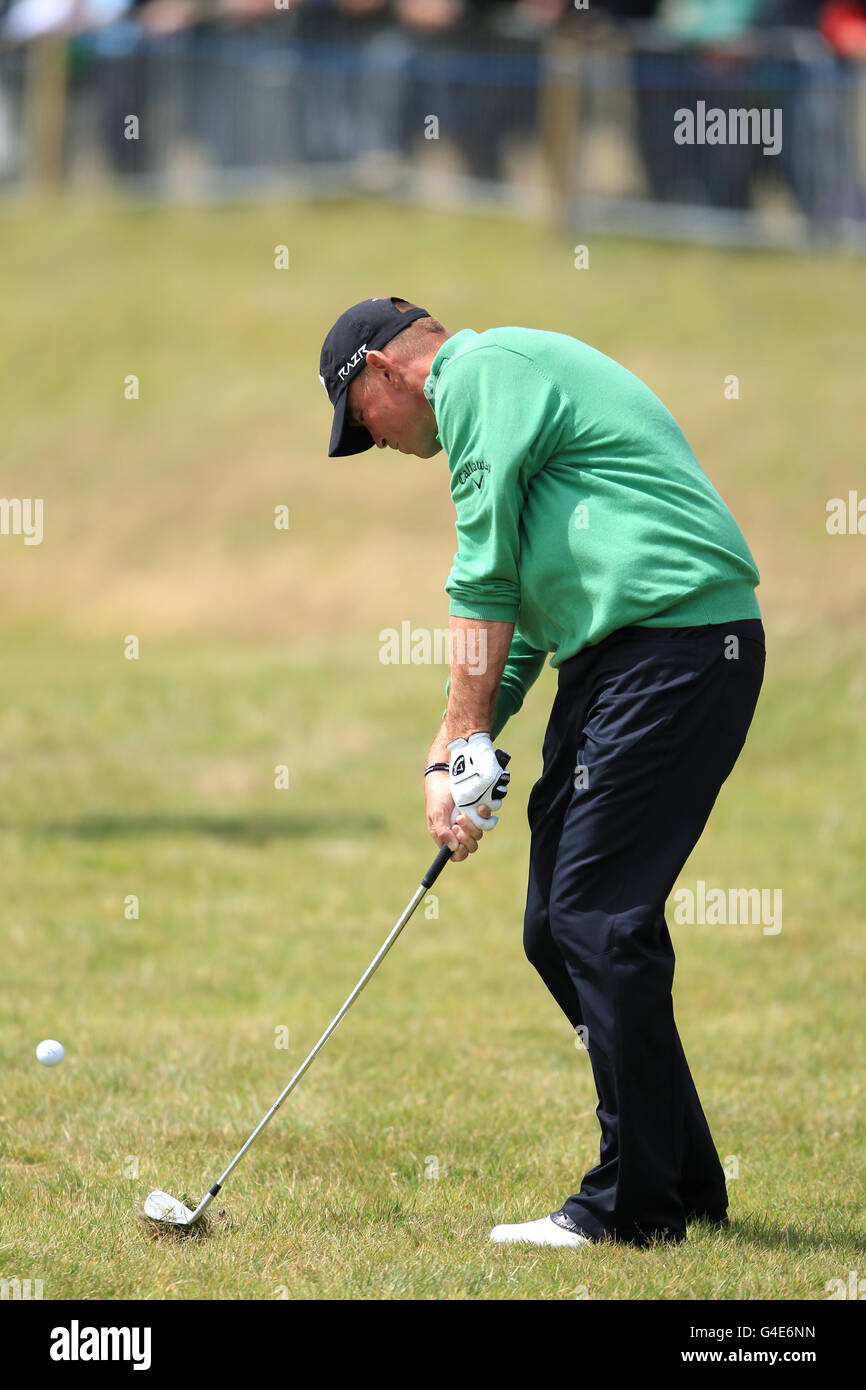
447, 733, 511, 830
425, 770, 492, 862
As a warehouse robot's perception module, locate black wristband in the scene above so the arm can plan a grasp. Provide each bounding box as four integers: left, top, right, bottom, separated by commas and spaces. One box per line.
424, 762, 450, 776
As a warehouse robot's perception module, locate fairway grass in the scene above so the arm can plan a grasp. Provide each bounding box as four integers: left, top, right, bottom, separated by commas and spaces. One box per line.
0, 199, 863, 1299
1, 626, 862, 1300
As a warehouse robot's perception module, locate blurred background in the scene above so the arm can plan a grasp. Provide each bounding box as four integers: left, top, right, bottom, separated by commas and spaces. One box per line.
2, 0, 866, 245
1, 0, 864, 1303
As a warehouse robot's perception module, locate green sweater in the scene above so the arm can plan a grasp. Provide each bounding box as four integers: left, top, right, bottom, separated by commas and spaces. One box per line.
424, 327, 761, 740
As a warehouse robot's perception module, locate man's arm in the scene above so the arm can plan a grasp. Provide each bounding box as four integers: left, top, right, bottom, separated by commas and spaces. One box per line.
425, 616, 513, 862
423, 348, 562, 857
426, 615, 515, 763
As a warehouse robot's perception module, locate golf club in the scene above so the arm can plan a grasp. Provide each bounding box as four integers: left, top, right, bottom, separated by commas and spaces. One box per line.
143, 840, 457, 1228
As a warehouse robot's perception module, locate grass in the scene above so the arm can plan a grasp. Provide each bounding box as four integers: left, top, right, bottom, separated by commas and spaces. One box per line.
0, 197, 863, 1299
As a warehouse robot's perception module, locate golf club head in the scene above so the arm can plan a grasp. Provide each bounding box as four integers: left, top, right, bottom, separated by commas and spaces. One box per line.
144, 1189, 197, 1226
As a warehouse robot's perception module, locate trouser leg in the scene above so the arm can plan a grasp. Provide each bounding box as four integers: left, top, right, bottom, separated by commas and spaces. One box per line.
523, 622, 765, 1244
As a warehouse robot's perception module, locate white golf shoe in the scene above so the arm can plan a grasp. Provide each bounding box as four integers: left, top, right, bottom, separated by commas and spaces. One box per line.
490, 1213, 592, 1248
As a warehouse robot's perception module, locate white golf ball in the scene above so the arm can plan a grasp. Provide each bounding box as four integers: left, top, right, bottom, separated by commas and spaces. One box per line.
36, 1039, 64, 1067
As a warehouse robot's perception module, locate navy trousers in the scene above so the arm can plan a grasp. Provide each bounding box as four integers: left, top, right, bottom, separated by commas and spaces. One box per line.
523, 620, 766, 1245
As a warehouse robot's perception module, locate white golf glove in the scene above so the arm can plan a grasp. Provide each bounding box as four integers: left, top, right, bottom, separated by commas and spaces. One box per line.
447, 733, 511, 831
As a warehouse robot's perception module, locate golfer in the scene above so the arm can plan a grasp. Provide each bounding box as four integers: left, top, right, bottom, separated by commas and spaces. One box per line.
319, 297, 765, 1249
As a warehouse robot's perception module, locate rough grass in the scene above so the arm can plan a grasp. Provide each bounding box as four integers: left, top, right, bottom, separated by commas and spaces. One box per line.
0, 198, 863, 1299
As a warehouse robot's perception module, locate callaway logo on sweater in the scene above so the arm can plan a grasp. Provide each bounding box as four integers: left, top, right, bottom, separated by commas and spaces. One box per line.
424, 326, 761, 739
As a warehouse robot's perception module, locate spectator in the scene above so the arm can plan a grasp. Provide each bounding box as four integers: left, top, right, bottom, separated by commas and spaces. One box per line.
756, 0, 866, 224
626, 0, 767, 210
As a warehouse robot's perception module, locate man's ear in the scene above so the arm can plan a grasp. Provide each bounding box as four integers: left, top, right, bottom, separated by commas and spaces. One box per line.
365, 349, 404, 387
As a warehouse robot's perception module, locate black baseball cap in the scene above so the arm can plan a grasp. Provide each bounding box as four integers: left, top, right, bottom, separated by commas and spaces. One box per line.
319, 296, 430, 456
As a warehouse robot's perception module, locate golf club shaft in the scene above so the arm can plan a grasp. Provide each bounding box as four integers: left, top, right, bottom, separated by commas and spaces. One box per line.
189, 843, 453, 1222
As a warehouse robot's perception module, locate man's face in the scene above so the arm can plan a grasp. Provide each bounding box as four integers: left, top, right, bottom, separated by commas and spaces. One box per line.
347, 362, 441, 459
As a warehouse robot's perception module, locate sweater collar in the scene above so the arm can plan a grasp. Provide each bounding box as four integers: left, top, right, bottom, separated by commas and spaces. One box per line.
423, 329, 478, 406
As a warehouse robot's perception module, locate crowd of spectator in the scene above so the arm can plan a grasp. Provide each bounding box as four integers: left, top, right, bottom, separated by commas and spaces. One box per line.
0, 0, 864, 228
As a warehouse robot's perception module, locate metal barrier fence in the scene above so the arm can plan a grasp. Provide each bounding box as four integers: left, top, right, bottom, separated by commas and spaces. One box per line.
1, 20, 864, 249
